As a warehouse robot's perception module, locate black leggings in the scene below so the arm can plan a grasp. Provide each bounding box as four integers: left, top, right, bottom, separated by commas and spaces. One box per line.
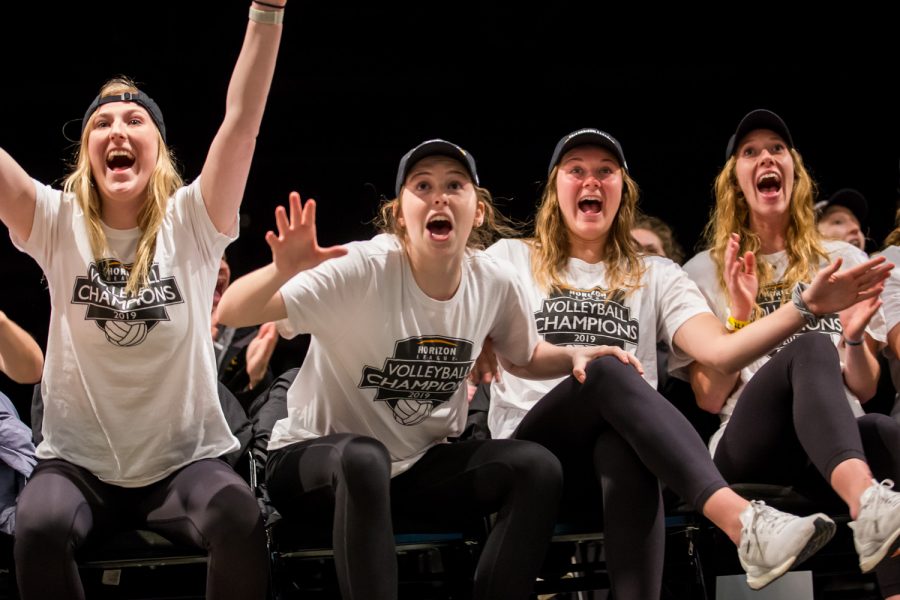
265, 434, 562, 600
714, 333, 900, 595
513, 355, 729, 600
14, 458, 267, 600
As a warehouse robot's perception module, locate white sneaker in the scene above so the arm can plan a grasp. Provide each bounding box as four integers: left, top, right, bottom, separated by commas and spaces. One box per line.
849, 479, 900, 572
738, 500, 836, 590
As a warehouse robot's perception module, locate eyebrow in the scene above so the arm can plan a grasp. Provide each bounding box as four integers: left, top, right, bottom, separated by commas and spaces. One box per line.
409, 168, 469, 179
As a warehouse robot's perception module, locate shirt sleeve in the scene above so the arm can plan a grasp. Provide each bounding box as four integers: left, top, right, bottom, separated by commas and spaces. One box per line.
171, 177, 238, 267
10, 179, 61, 271
486, 259, 541, 367
277, 242, 369, 340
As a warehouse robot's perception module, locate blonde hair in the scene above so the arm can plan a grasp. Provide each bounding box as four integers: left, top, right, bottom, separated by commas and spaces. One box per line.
529, 164, 645, 293
64, 77, 182, 296
884, 208, 900, 248
702, 148, 828, 318
375, 185, 520, 250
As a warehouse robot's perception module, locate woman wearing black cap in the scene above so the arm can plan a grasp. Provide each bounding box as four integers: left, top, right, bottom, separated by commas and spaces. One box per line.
684, 109, 900, 597
0, 2, 288, 598
479, 127, 891, 596
217, 139, 624, 600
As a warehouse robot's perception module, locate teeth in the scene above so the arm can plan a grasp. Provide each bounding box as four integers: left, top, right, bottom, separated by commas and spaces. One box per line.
757, 173, 780, 185
107, 149, 134, 160
428, 216, 450, 224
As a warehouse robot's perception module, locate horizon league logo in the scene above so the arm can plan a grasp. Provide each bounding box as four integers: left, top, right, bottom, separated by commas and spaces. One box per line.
359, 336, 474, 426
72, 259, 184, 347
757, 284, 842, 355
535, 287, 639, 349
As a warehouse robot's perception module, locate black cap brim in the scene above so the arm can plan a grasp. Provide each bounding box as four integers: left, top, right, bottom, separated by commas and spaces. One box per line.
395, 139, 479, 197
725, 109, 793, 160
548, 128, 628, 174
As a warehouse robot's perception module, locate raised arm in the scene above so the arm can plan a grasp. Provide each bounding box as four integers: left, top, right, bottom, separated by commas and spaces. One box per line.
676, 254, 892, 376
200, 1, 286, 233
0, 310, 43, 384
217, 192, 346, 327
0, 148, 37, 242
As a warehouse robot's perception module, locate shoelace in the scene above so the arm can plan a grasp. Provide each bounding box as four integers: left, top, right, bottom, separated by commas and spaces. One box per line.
744, 500, 789, 555
865, 479, 899, 535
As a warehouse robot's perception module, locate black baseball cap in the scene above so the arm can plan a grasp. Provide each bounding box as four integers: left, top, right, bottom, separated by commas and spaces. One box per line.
548, 128, 628, 174
724, 109, 793, 160
82, 90, 167, 143
814, 188, 868, 225
395, 139, 479, 197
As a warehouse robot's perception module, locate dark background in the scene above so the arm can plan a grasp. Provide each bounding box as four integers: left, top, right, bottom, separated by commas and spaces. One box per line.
1, 3, 898, 414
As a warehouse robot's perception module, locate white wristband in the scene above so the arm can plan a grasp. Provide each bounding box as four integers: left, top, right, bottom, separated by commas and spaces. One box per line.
249, 6, 284, 24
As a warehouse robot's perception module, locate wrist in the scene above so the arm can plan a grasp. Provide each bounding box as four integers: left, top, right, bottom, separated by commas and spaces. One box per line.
249, 3, 284, 24
726, 315, 750, 332
792, 282, 820, 328
843, 336, 865, 347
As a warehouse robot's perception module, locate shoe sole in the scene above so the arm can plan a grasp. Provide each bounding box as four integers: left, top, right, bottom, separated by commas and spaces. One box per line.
744, 516, 837, 590
859, 523, 900, 573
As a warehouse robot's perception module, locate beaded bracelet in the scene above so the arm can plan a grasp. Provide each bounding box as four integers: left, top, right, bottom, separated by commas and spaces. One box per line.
252, 0, 285, 8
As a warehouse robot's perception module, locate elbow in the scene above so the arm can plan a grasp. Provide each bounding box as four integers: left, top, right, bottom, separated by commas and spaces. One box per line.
216, 299, 239, 328
21, 357, 43, 385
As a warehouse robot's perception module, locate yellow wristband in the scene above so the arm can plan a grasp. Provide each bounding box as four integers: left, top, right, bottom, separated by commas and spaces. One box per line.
726, 315, 749, 332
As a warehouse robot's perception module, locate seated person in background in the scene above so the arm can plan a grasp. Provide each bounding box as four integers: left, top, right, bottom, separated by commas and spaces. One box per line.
631, 214, 685, 393
877, 213, 900, 423
0, 310, 41, 534
815, 188, 869, 252
631, 213, 685, 265
212, 255, 278, 410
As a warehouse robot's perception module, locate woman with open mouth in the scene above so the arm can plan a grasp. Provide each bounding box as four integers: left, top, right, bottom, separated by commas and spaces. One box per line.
684, 109, 900, 599
0, 2, 288, 598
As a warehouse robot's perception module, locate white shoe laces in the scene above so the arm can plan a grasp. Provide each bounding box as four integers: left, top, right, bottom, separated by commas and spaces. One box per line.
744, 500, 791, 555
862, 479, 900, 535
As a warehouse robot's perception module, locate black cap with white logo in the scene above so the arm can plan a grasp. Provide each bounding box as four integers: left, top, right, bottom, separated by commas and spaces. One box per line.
548, 128, 628, 174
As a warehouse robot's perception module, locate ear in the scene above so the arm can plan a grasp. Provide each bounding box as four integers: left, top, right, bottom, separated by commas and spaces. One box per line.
474, 200, 486, 228
393, 200, 405, 228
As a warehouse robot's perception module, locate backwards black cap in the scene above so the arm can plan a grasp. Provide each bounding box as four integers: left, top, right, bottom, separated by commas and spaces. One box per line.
395, 139, 479, 197
81, 90, 167, 143
548, 128, 628, 174
725, 109, 793, 160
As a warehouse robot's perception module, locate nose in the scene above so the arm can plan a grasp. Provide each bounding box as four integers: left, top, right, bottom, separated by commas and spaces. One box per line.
109, 118, 126, 139
583, 174, 602, 189
433, 192, 449, 206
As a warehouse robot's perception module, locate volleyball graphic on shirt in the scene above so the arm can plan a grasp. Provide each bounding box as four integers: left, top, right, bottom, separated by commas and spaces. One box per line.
359, 335, 475, 426
102, 320, 149, 347
393, 398, 434, 426
71, 259, 184, 347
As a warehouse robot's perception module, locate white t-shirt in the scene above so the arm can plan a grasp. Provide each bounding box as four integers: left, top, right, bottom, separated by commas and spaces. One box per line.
680, 240, 885, 455
12, 178, 239, 487
485, 238, 712, 440
269, 234, 540, 477
875, 245, 900, 419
